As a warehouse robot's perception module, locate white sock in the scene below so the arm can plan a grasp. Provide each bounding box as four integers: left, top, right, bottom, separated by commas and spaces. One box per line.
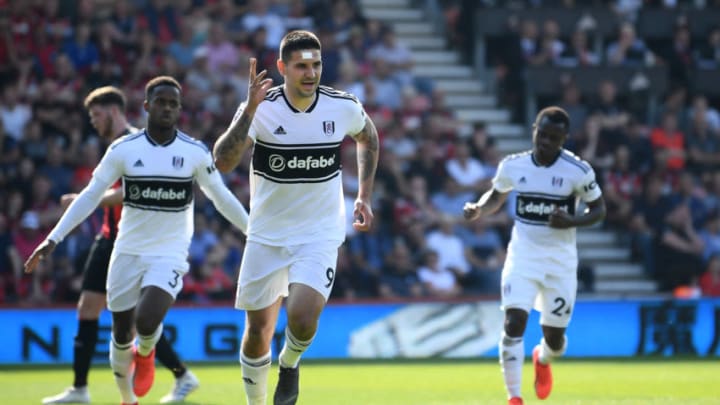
499, 333, 524, 399
240, 351, 271, 405
538, 336, 567, 365
110, 337, 137, 404
279, 327, 314, 369
137, 324, 163, 356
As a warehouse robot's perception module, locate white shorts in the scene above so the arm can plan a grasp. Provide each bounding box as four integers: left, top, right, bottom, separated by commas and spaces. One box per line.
500, 270, 577, 328
106, 253, 189, 312
235, 241, 340, 311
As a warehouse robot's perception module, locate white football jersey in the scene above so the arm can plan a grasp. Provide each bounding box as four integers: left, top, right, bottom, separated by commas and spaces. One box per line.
232, 85, 366, 246
93, 130, 224, 260
493, 149, 602, 276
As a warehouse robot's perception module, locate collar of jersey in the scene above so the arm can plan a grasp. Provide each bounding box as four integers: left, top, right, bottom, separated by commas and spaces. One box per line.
281, 87, 319, 113
144, 129, 177, 147
531, 149, 562, 167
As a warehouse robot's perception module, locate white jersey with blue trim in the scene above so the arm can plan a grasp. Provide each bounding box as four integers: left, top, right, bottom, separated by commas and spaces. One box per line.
231, 85, 366, 246
92, 129, 223, 260
492, 149, 602, 275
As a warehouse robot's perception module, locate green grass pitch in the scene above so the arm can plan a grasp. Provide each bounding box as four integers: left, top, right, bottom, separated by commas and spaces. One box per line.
1, 359, 718, 404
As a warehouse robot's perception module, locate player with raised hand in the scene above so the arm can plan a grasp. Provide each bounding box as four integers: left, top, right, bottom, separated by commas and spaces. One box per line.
464, 107, 606, 405
213, 30, 379, 405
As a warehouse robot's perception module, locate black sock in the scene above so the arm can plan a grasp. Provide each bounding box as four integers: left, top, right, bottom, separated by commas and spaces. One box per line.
72, 319, 99, 388
155, 333, 186, 378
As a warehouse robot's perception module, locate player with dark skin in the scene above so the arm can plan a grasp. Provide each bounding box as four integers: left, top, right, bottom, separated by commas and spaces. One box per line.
464, 112, 606, 395
25, 84, 182, 344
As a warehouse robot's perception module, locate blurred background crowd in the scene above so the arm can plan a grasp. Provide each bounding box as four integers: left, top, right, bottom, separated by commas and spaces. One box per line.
0, 0, 719, 306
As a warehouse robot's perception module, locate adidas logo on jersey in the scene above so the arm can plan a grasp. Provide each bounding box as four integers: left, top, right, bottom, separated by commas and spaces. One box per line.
273, 126, 287, 135
134, 159, 144, 167
519, 176, 526, 184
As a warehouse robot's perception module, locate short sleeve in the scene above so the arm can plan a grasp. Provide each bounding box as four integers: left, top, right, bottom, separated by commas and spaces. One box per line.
492, 158, 514, 193
575, 167, 603, 202
231, 102, 258, 141
347, 99, 367, 137
92, 145, 123, 185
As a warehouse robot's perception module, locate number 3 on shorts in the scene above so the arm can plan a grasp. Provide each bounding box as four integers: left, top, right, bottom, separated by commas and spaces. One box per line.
324, 267, 335, 288
168, 270, 181, 288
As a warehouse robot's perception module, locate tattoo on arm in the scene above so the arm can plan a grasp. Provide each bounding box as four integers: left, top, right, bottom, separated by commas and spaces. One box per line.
213, 111, 253, 172
354, 117, 379, 198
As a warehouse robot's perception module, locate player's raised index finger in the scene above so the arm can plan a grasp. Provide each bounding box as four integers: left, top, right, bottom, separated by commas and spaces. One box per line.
249, 58, 257, 79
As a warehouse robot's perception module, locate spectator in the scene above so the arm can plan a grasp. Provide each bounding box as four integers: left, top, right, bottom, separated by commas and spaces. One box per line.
694, 25, 720, 70
557, 83, 589, 139
167, 18, 203, 69
368, 25, 415, 87
60, 23, 99, 75
603, 145, 642, 227
460, 219, 505, 294
606, 22, 653, 67
659, 22, 693, 87
654, 202, 704, 292
284, 0, 315, 32
431, 177, 476, 221
378, 238, 424, 299
425, 215, 472, 286
536, 18, 565, 66
0, 84, 32, 142
650, 111, 686, 171
417, 249, 462, 298
445, 140, 492, 193
629, 175, 676, 276
241, 0, 286, 48
557, 28, 599, 67
137, 0, 180, 44
198, 23, 239, 73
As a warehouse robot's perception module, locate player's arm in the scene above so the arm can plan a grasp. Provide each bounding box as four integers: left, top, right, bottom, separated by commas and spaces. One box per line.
24, 176, 113, 274
463, 188, 511, 221
60, 188, 123, 210
549, 196, 606, 229
549, 168, 606, 229
213, 58, 272, 173
350, 116, 379, 232
196, 161, 249, 234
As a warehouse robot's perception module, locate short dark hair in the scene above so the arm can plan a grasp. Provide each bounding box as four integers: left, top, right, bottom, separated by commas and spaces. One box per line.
279, 30, 321, 62
535, 106, 570, 131
84, 86, 126, 110
145, 76, 182, 100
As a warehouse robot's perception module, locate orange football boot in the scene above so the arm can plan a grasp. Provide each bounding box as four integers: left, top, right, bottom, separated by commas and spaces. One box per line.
133, 348, 156, 397
533, 345, 553, 399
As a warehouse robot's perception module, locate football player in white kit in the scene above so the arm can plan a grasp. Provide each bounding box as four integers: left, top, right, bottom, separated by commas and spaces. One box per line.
25, 76, 250, 405
213, 30, 379, 405
464, 107, 606, 405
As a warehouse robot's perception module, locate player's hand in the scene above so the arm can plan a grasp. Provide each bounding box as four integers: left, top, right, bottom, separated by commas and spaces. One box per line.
24, 239, 57, 274
246, 57, 274, 110
60, 193, 77, 210
353, 198, 374, 232
463, 201, 482, 221
548, 208, 575, 229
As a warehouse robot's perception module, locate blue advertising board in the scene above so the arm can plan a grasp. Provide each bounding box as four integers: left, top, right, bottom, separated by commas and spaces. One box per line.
1, 298, 718, 364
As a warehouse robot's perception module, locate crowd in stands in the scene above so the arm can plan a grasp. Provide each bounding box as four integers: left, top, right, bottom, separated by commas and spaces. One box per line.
1, 0, 720, 306
451, 0, 720, 296
0, 0, 503, 306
